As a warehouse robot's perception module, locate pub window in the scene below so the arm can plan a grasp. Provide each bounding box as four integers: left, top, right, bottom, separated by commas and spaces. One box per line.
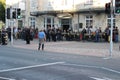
85, 15, 93, 28
107, 15, 115, 27
30, 17, 35, 28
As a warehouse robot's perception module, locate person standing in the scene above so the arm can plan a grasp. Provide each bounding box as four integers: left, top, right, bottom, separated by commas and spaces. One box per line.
81, 28, 86, 41
25, 27, 31, 44
104, 27, 110, 42
114, 27, 119, 42
14, 27, 18, 40
6, 26, 11, 41
38, 30, 46, 50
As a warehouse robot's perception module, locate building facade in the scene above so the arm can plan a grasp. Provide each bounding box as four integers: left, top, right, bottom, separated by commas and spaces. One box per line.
28, 0, 120, 33
6, 0, 120, 33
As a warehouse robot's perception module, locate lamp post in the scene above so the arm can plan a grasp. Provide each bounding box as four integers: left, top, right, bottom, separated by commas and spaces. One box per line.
10, 6, 13, 45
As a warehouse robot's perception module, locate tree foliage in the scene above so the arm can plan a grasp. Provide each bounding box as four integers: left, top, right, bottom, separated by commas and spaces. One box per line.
0, 0, 5, 23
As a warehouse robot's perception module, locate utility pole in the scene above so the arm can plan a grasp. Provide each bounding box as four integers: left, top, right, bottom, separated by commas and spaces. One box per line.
10, 6, 13, 45
109, 0, 114, 57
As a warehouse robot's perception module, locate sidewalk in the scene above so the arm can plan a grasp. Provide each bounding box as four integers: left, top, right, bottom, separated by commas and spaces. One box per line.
7, 39, 120, 58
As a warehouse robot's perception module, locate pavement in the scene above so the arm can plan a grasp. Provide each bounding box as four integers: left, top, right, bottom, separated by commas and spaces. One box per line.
6, 39, 120, 58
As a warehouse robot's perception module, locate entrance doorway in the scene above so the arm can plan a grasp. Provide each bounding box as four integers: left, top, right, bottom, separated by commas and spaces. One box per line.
62, 25, 69, 31
18, 20, 22, 28
61, 19, 71, 32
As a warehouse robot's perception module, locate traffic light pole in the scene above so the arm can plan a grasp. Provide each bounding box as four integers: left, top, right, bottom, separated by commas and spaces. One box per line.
10, 6, 13, 45
109, 0, 114, 57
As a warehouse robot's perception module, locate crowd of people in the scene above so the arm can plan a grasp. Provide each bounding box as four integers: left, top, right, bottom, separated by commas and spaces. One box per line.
81, 26, 119, 42
0, 26, 119, 45
0, 27, 37, 45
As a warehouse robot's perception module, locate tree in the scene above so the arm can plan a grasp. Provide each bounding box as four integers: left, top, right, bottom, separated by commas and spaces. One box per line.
0, 0, 5, 23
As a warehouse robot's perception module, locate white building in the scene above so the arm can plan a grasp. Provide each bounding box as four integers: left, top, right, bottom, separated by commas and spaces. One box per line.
28, 0, 120, 32
6, 0, 120, 32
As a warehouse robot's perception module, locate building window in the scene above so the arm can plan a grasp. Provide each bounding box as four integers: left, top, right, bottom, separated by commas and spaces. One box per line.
48, 2, 51, 6
30, 0, 38, 11
30, 17, 35, 28
48, 1, 54, 7
84, 0, 93, 5
85, 15, 93, 28
44, 17, 54, 28
107, 15, 116, 27
62, 0, 67, 5
47, 17, 51, 24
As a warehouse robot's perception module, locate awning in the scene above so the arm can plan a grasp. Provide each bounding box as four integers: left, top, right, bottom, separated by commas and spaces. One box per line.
75, 8, 105, 13
30, 8, 105, 16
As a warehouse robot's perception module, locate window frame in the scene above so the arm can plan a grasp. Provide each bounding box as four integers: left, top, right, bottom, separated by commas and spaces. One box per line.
85, 15, 93, 28
30, 17, 36, 28
107, 15, 116, 27
84, 0, 93, 5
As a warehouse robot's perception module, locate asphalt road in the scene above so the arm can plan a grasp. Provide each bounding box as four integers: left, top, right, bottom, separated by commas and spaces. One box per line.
0, 44, 120, 80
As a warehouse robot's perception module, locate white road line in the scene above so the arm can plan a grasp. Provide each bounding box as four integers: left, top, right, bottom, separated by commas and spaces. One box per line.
0, 76, 15, 80
103, 56, 112, 59
0, 62, 65, 73
63, 63, 120, 74
102, 67, 120, 74
90, 77, 112, 80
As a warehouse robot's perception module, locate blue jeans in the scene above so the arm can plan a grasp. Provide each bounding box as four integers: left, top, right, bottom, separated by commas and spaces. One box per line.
115, 35, 118, 42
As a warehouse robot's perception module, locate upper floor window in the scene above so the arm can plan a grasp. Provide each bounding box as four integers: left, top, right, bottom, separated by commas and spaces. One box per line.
84, 0, 93, 5
30, 0, 38, 10
47, 1, 54, 10
62, 0, 67, 6
48, 1, 54, 7
48, 2, 51, 6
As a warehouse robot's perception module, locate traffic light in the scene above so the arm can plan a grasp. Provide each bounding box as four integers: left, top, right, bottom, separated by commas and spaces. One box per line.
12, 11, 16, 19
17, 8, 21, 18
7, 8, 10, 19
115, 0, 120, 14
105, 3, 111, 14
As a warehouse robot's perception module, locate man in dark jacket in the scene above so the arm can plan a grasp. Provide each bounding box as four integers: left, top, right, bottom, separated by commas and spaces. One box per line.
25, 27, 31, 44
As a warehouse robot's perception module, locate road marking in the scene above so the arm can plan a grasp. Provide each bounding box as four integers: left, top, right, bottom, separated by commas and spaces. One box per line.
90, 77, 112, 80
63, 63, 120, 74
103, 56, 112, 59
0, 76, 15, 80
0, 62, 65, 73
101, 67, 120, 74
